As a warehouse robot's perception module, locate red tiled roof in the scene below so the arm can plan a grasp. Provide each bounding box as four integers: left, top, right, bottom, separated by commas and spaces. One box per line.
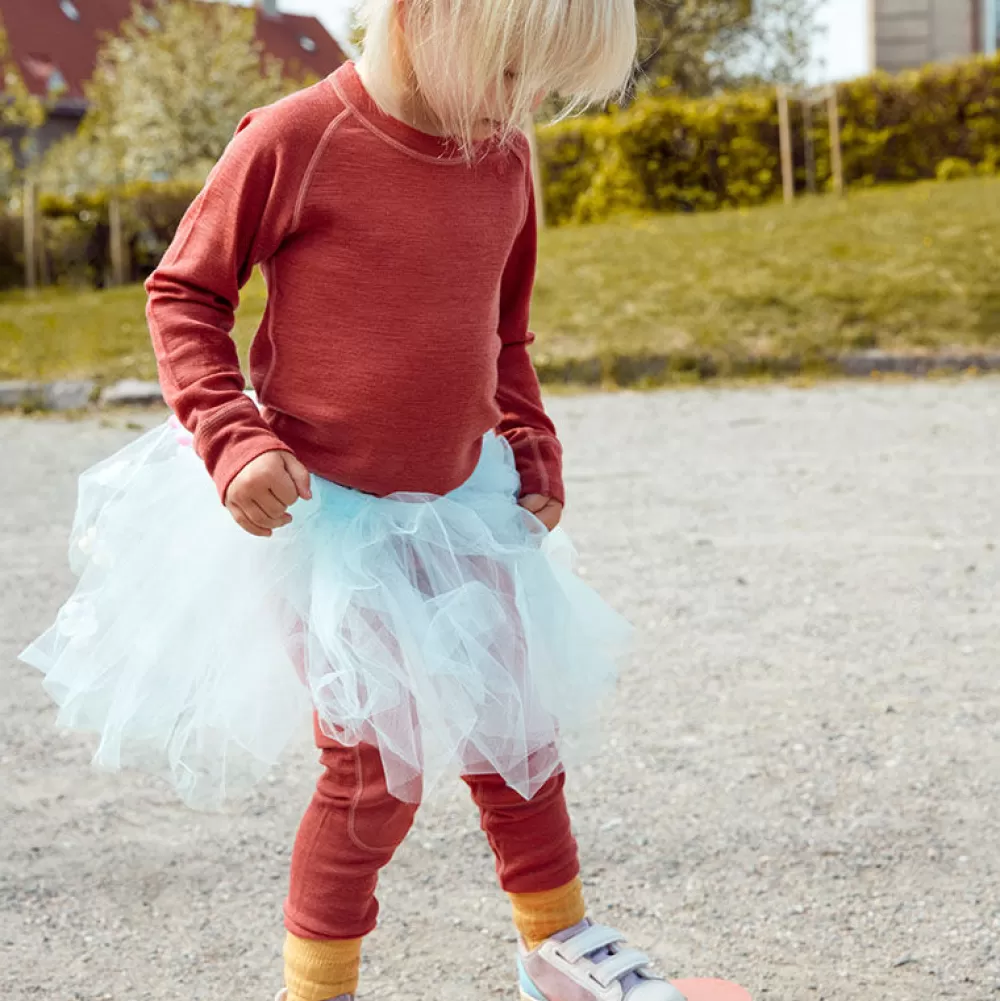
0, 0, 346, 101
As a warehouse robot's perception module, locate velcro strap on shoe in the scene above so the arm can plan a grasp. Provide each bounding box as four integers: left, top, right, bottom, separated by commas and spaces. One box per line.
557, 924, 628, 964
592, 949, 652, 988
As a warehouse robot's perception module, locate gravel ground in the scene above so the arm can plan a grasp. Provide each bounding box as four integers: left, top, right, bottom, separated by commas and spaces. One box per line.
2, 381, 999, 1001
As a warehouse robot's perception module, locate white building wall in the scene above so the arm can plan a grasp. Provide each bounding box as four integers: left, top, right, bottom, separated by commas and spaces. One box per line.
871, 0, 981, 71
928, 0, 975, 59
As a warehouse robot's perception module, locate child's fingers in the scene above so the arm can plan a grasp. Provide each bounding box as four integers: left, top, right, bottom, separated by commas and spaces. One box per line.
267, 488, 297, 523
267, 477, 299, 509
519, 493, 549, 514
226, 500, 272, 538
248, 498, 291, 530
253, 487, 290, 523
522, 497, 563, 532
280, 453, 313, 500
536, 508, 558, 531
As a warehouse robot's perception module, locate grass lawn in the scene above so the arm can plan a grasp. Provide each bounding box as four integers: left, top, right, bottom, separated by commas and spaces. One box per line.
2, 175, 999, 386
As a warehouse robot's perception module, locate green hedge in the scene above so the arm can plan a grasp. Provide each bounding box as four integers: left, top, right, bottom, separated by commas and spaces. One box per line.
36, 181, 202, 286
0, 180, 202, 290
538, 55, 1000, 225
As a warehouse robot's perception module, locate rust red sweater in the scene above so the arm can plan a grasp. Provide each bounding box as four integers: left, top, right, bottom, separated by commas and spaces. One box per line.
145, 61, 563, 506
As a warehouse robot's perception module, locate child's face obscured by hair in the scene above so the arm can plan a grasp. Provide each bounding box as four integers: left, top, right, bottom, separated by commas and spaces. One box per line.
468, 73, 548, 140
358, 0, 637, 150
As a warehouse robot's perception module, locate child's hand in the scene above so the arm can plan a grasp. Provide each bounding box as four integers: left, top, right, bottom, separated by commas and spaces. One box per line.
225, 450, 313, 538
519, 494, 563, 532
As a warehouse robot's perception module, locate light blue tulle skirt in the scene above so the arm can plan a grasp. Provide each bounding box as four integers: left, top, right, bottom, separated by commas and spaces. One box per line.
20, 420, 633, 810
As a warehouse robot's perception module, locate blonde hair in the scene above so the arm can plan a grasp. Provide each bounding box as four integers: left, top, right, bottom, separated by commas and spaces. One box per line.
357, 0, 637, 149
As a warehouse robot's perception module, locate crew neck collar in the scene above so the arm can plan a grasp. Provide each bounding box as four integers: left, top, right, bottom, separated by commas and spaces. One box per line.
329, 61, 507, 163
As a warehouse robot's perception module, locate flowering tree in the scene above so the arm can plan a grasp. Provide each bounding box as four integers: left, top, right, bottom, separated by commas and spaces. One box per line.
41, 0, 308, 191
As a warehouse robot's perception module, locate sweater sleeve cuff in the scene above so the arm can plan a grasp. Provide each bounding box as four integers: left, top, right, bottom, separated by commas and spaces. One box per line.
507, 434, 565, 507
194, 397, 294, 502
211, 434, 295, 503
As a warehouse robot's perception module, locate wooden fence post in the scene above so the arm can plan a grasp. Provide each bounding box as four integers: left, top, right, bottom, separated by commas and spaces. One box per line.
777, 87, 794, 206
803, 95, 817, 195
35, 194, 50, 287
827, 85, 845, 196
23, 179, 37, 290
109, 195, 127, 287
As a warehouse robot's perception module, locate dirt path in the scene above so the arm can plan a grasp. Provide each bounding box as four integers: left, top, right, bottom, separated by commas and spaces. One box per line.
3, 382, 998, 1000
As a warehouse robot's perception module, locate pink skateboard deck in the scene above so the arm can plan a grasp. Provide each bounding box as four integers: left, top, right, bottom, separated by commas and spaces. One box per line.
671, 979, 752, 1001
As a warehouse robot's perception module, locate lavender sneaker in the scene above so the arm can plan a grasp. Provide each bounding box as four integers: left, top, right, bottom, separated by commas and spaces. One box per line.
518, 921, 687, 1001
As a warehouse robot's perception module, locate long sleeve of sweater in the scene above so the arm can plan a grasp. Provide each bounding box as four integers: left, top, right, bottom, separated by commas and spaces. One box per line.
495, 174, 565, 506
145, 106, 303, 501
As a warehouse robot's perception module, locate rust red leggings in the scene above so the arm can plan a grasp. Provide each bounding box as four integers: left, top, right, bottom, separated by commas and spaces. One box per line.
284, 717, 581, 940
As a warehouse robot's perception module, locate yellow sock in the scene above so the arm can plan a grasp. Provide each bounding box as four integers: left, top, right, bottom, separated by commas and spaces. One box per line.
509, 876, 587, 951
283, 933, 362, 1001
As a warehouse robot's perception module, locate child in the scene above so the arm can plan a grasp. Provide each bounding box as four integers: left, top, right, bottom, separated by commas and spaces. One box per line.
21, 0, 689, 999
